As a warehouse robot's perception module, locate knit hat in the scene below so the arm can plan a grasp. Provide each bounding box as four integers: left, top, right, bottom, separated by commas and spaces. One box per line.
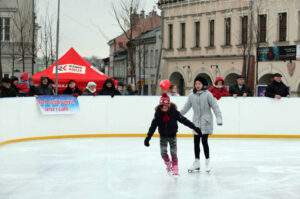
1, 77, 11, 83
159, 92, 170, 107
194, 76, 208, 87
87, 82, 97, 88
273, 73, 282, 77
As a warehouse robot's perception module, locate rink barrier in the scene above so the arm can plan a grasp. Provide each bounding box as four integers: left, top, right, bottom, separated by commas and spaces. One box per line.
0, 134, 300, 147
1, 96, 300, 147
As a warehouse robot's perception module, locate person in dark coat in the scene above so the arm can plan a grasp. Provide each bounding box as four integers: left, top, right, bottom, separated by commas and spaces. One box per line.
37, 76, 54, 95
99, 78, 121, 97
265, 73, 290, 99
126, 84, 139, 95
63, 80, 81, 97
229, 75, 252, 97
144, 92, 202, 177
10, 76, 20, 96
0, 77, 17, 98
28, 77, 39, 96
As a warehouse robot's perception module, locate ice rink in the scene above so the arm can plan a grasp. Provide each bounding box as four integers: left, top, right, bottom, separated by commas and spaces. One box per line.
0, 137, 300, 199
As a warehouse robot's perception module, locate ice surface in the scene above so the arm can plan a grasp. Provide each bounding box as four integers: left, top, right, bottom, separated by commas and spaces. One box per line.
0, 138, 300, 199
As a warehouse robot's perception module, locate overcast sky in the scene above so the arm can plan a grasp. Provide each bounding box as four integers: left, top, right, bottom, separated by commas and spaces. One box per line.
36, 0, 159, 58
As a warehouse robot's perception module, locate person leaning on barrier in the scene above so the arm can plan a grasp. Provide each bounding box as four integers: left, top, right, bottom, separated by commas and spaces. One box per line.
28, 77, 39, 97
168, 85, 180, 96
10, 76, 20, 96
0, 77, 17, 98
82, 82, 97, 96
37, 76, 54, 95
63, 80, 81, 97
126, 84, 139, 95
229, 75, 252, 98
265, 73, 290, 99
99, 78, 121, 98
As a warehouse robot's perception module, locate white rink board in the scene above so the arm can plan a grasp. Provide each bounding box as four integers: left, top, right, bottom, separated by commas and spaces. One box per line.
0, 96, 300, 143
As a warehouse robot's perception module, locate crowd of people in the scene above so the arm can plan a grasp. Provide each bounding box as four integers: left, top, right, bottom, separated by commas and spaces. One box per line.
0, 72, 291, 99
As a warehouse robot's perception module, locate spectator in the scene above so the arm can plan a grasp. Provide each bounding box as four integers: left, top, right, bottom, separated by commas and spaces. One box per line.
48, 79, 55, 95
229, 75, 252, 98
265, 73, 290, 99
63, 80, 81, 97
82, 82, 97, 96
126, 84, 139, 95
208, 77, 230, 100
168, 85, 180, 96
10, 76, 20, 96
28, 77, 39, 96
37, 76, 54, 95
0, 77, 17, 98
17, 73, 30, 96
99, 78, 121, 97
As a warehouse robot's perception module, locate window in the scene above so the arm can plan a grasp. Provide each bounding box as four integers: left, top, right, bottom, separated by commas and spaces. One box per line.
181, 23, 186, 48
0, 17, 10, 41
155, 49, 159, 67
150, 50, 154, 67
209, 20, 215, 47
241, 16, 248, 44
259, 15, 267, 43
195, 21, 200, 47
279, 12, 287, 42
168, 24, 173, 49
225, 18, 231, 45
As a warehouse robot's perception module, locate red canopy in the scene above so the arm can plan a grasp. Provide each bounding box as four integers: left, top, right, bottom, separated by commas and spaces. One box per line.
32, 48, 116, 92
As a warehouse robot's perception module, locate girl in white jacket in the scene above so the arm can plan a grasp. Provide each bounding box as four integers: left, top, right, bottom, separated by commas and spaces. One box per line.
181, 76, 222, 172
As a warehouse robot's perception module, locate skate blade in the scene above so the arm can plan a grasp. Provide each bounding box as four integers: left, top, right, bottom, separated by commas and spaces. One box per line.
188, 169, 200, 173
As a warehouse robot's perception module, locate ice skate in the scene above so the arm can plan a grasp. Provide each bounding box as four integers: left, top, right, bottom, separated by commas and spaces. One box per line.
205, 158, 211, 173
164, 160, 172, 176
188, 159, 200, 173
172, 162, 179, 181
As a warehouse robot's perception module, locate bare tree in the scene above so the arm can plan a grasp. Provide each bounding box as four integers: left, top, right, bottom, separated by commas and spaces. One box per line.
12, 0, 33, 73
111, 0, 142, 85
0, 25, 3, 80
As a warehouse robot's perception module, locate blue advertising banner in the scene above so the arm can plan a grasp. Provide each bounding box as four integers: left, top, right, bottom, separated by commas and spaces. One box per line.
36, 95, 79, 115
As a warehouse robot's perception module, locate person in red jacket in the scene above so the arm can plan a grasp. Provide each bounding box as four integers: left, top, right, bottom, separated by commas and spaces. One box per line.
208, 77, 230, 100
17, 73, 30, 96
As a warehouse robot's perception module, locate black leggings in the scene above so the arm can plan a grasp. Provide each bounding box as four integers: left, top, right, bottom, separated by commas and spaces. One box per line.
194, 134, 209, 159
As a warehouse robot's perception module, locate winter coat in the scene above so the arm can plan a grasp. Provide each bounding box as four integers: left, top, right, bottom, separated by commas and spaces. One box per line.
63, 81, 81, 97
37, 76, 54, 95
82, 88, 97, 96
265, 80, 289, 98
0, 86, 17, 98
99, 78, 121, 96
28, 85, 39, 96
148, 103, 198, 138
126, 85, 139, 95
229, 84, 252, 96
10, 76, 20, 96
17, 73, 30, 95
181, 90, 222, 135
208, 77, 230, 100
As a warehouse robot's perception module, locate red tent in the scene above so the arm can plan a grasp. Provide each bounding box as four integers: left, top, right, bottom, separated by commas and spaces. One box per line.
32, 48, 117, 92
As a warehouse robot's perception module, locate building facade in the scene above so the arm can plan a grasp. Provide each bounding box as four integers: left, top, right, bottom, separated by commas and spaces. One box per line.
0, 0, 37, 78
157, 0, 300, 96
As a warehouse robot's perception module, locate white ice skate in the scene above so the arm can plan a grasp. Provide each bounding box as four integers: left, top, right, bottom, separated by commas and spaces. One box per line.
205, 158, 211, 173
188, 159, 200, 173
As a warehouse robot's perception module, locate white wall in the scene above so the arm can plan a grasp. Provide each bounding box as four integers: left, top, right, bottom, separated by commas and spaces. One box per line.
0, 96, 299, 143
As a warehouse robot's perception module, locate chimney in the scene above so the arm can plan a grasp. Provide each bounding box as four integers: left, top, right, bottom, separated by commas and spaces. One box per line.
140, 10, 145, 19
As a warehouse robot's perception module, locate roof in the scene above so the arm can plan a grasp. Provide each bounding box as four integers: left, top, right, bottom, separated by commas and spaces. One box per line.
134, 26, 161, 42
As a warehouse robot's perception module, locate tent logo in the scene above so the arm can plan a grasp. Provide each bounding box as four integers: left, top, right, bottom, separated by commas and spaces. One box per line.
53, 64, 86, 74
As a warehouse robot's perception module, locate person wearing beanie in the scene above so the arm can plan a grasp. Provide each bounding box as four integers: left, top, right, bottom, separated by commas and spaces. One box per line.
208, 77, 230, 100
98, 78, 121, 97
82, 82, 97, 96
144, 92, 202, 178
265, 73, 290, 99
0, 77, 17, 98
63, 80, 81, 97
28, 77, 39, 96
10, 76, 20, 96
17, 73, 30, 96
181, 76, 222, 173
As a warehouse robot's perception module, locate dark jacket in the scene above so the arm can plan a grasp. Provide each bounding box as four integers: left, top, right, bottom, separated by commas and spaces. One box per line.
99, 78, 121, 96
229, 84, 252, 96
148, 103, 197, 138
265, 80, 289, 98
10, 76, 20, 96
37, 76, 54, 95
63, 81, 81, 97
0, 86, 17, 98
126, 85, 139, 95
28, 85, 39, 96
